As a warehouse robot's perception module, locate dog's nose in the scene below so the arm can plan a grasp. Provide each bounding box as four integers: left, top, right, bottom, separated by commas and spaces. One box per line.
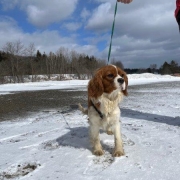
117, 78, 124, 84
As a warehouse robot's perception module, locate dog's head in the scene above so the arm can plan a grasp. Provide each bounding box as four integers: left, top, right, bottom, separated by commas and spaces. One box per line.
88, 65, 128, 98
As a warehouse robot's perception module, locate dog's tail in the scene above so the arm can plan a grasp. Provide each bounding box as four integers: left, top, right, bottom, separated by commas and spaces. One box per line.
78, 103, 88, 115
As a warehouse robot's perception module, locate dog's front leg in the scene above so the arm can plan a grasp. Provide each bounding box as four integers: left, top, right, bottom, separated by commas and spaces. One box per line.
89, 125, 103, 156
112, 122, 124, 157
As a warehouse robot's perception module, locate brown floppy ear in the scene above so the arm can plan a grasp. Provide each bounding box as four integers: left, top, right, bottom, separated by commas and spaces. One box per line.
88, 70, 104, 99
122, 72, 128, 96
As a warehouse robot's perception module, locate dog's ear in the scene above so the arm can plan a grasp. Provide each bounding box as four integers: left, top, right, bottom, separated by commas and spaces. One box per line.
88, 70, 104, 98
122, 72, 128, 96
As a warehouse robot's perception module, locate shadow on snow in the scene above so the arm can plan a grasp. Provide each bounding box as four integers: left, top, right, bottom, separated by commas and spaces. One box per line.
121, 108, 180, 127
56, 126, 116, 154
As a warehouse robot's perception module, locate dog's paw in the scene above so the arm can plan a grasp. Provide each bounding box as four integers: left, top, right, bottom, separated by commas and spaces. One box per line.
106, 130, 113, 135
94, 149, 104, 156
113, 150, 124, 157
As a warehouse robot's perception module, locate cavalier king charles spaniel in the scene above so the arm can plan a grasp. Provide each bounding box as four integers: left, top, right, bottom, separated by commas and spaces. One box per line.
79, 65, 128, 157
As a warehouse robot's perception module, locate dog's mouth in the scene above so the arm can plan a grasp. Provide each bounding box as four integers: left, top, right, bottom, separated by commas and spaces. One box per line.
119, 82, 126, 91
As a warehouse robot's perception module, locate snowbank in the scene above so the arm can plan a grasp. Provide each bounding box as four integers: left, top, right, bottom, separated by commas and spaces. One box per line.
0, 73, 180, 95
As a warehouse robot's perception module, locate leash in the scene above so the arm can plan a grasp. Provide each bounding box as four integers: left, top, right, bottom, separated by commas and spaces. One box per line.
107, 0, 118, 65
91, 1, 119, 118
61, 113, 71, 129
91, 100, 104, 119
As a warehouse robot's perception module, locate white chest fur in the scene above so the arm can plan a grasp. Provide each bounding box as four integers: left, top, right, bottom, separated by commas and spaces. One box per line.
89, 90, 124, 130
100, 91, 123, 116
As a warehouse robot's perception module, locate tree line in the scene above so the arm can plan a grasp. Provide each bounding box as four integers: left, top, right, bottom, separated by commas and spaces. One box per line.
0, 41, 106, 83
124, 61, 180, 75
0, 40, 179, 84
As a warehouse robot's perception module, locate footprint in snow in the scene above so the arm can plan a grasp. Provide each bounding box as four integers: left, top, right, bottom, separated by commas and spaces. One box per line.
41, 140, 60, 151
142, 142, 152, 146
83, 150, 115, 175
83, 139, 131, 176
122, 134, 135, 146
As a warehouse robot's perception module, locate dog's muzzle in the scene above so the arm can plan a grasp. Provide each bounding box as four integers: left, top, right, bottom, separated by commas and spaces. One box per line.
117, 78, 124, 84
117, 78, 125, 90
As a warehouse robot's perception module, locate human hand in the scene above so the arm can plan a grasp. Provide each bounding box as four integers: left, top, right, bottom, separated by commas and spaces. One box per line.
117, 0, 133, 4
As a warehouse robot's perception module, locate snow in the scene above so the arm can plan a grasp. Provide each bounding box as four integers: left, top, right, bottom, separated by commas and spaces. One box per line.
0, 73, 180, 180
0, 73, 180, 95
128, 73, 180, 85
0, 80, 88, 95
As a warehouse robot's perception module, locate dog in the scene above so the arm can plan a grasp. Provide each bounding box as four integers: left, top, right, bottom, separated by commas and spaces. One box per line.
79, 65, 128, 157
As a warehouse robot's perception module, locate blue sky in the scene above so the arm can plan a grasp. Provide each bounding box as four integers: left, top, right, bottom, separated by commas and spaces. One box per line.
0, 0, 179, 68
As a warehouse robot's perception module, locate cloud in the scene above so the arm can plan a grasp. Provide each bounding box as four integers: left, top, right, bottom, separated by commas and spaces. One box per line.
86, 3, 113, 32
26, 0, 78, 27
0, 0, 180, 68
86, 0, 180, 68
1, 0, 79, 27
0, 16, 23, 43
0, 17, 98, 57
62, 22, 82, 31
0, 0, 19, 10
81, 8, 91, 21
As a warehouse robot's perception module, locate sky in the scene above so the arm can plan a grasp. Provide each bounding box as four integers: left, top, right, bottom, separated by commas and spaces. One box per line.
0, 0, 179, 68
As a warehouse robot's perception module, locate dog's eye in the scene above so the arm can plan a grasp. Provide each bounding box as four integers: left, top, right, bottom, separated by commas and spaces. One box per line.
121, 74, 124, 78
107, 74, 114, 78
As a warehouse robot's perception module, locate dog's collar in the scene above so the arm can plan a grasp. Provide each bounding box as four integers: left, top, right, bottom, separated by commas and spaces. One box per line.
91, 100, 104, 119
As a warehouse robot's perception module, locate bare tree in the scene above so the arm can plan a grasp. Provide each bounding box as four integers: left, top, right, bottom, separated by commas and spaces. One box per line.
46, 52, 57, 79
70, 50, 81, 78
111, 58, 124, 69
2, 40, 26, 82
2, 42, 16, 82
1, 41, 109, 82
26, 43, 36, 81
149, 64, 157, 73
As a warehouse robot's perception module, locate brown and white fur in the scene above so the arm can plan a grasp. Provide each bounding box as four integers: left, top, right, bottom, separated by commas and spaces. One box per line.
79, 65, 128, 157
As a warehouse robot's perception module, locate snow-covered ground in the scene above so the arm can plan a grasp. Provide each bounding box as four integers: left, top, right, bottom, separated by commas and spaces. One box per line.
0, 73, 180, 95
0, 73, 180, 180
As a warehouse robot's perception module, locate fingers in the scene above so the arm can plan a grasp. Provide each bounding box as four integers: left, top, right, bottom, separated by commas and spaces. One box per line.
117, 0, 133, 4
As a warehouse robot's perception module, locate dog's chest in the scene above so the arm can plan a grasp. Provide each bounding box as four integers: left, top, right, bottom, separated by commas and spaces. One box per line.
100, 111, 120, 131
100, 92, 123, 115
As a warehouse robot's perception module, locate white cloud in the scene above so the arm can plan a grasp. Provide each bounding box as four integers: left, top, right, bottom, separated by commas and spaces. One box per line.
1, 0, 79, 27
26, 0, 78, 27
62, 22, 82, 31
81, 8, 90, 21
86, 0, 180, 67
86, 3, 113, 32
0, 16, 23, 43
0, 17, 98, 57
0, 0, 19, 10
1, 0, 180, 68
